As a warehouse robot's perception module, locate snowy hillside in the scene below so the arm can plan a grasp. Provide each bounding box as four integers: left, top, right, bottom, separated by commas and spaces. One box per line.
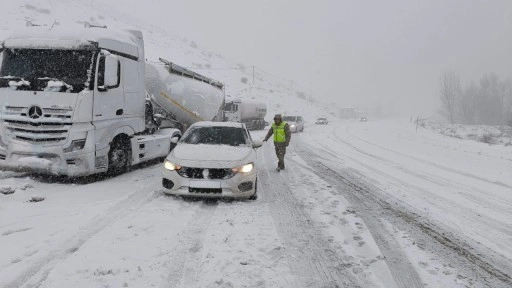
0, 0, 339, 122
421, 120, 512, 147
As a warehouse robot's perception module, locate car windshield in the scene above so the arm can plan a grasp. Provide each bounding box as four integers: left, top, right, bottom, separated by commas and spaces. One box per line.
283, 116, 297, 122
317, 118, 326, 120
0, 48, 94, 93
181, 126, 248, 146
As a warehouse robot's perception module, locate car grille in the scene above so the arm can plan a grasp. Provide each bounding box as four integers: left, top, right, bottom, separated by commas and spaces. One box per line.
177, 167, 235, 179
189, 187, 222, 194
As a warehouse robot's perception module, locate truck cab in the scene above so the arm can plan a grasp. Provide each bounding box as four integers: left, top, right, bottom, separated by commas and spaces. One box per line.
0, 25, 178, 176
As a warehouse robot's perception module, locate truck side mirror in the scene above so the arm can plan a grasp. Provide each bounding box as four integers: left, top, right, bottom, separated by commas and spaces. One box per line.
0, 44, 4, 67
104, 55, 119, 88
98, 54, 120, 91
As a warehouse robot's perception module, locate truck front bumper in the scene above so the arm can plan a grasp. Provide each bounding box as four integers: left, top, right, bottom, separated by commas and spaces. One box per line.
0, 142, 96, 177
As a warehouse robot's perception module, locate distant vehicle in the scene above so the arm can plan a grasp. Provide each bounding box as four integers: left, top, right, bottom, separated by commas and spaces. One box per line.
224, 99, 267, 130
360, 117, 368, 122
162, 121, 262, 200
283, 115, 304, 132
315, 117, 328, 125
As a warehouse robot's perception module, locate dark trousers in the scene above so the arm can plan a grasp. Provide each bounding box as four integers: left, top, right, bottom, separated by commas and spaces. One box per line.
274, 142, 287, 169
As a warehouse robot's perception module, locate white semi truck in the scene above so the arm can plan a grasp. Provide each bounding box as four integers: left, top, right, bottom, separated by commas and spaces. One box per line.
0, 25, 224, 176
224, 99, 267, 130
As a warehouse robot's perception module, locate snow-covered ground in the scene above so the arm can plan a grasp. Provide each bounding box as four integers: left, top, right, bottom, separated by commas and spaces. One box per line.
1, 1, 512, 287
1, 118, 511, 287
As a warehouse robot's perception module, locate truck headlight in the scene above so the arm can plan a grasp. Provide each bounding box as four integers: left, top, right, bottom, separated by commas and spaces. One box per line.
232, 162, 254, 173
164, 160, 181, 171
64, 139, 86, 153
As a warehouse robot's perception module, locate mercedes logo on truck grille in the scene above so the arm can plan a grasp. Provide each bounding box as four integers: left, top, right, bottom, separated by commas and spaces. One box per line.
28, 106, 43, 119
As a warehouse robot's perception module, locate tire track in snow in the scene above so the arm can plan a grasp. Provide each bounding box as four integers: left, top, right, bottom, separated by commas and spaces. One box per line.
320, 124, 512, 275
309, 125, 512, 246
341, 125, 512, 190
163, 200, 218, 288
4, 176, 162, 288
258, 144, 368, 288
297, 145, 512, 288
336, 125, 512, 222
295, 148, 424, 288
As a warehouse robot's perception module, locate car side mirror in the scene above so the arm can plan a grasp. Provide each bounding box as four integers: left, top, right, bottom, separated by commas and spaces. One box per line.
252, 140, 263, 149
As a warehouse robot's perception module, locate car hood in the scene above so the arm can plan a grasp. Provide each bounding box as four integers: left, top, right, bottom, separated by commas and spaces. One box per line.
167, 143, 255, 168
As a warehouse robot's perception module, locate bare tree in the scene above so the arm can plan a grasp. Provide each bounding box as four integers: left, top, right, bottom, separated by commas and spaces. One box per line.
458, 81, 479, 124
478, 73, 504, 125
439, 72, 461, 124
503, 79, 512, 126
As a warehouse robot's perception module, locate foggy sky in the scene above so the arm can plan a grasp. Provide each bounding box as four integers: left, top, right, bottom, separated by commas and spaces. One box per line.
107, 0, 512, 117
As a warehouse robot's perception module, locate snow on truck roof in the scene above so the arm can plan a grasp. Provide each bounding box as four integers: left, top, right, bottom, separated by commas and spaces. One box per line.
2, 25, 142, 59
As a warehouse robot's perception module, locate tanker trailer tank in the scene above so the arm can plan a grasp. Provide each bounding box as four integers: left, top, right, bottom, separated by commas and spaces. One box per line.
145, 58, 224, 132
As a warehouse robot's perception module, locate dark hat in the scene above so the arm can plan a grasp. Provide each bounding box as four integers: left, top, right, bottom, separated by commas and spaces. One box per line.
273, 114, 282, 120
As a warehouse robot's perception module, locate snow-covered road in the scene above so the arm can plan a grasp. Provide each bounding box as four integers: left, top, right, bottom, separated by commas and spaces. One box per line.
1, 118, 511, 288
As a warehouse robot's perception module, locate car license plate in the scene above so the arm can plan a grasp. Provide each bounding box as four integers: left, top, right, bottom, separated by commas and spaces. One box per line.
189, 180, 221, 189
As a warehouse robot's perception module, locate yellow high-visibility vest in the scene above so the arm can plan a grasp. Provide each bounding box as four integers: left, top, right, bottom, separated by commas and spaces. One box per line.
272, 122, 287, 143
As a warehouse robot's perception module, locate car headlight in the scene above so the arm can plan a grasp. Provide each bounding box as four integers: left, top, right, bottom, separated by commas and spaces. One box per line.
290, 124, 295, 127
232, 162, 254, 173
164, 160, 182, 171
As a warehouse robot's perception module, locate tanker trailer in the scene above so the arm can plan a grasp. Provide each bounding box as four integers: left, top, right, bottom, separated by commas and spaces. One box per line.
224, 99, 267, 130
145, 58, 225, 132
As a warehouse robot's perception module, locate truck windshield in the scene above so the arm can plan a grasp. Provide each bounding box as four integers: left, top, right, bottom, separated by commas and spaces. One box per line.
0, 48, 94, 93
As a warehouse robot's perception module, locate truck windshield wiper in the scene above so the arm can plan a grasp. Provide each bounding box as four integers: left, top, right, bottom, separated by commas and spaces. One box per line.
0, 76, 31, 89
37, 77, 73, 92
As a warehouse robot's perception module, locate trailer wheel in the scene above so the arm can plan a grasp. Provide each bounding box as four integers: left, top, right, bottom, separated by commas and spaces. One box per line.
108, 138, 131, 175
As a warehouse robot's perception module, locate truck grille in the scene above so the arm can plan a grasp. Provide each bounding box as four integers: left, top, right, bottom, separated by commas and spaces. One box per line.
4, 120, 70, 144
177, 167, 235, 179
2, 105, 72, 144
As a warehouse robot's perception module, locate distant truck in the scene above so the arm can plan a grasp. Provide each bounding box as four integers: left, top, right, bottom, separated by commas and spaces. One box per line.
224, 99, 267, 130
0, 24, 224, 176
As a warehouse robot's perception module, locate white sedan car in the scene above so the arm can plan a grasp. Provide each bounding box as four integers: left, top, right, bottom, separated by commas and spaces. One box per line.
283, 115, 304, 132
162, 121, 262, 200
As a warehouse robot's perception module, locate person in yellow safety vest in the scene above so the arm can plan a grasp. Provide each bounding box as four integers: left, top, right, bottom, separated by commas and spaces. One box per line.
263, 114, 291, 171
